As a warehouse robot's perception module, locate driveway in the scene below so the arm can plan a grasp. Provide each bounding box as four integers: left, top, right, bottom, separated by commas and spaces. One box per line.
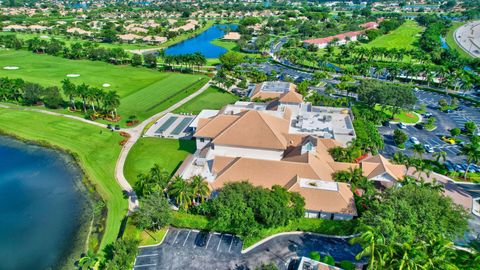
133, 228, 362, 270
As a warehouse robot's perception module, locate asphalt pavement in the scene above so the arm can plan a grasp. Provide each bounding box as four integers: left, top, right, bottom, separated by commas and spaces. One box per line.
133, 228, 362, 270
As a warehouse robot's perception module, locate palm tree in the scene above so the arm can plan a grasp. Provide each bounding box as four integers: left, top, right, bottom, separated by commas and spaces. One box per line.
433, 151, 447, 163
61, 79, 77, 110
77, 250, 98, 270
189, 175, 210, 203
168, 176, 194, 210
460, 143, 480, 180
102, 90, 120, 119
412, 144, 425, 159
350, 226, 390, 270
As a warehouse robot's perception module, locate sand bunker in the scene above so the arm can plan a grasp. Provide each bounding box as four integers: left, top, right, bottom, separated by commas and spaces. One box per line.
3, 66, 19, 70
102, 83, 111, 87
66, 74, 80, 77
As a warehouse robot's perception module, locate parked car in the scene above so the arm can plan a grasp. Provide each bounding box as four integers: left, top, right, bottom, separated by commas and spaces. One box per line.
455, 164, 465, 173
410, 137, 420, 145
424, 144, 434, 153
414, 123, 424, 130
441, 136, 456, 144
454, 106, 464, 111
398, 122, 407, 129
382, 121, 391, 127
471, 164, 480, 173
114, 125, 120, 130
444, 161, 455, 172
107, 124, 113, 130
423, 112, 433, 118
443, 109, 454, 113
461, 164, 476, 173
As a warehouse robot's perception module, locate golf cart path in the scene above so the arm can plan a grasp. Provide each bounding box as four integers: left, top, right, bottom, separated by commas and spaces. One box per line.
0, 80, 211, 213
118, 80, 211, 213
0, 104, 107, 128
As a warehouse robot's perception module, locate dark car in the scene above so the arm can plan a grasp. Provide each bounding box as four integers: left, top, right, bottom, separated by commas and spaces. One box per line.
107, 124, 112, 129
382, 121, 391, 127
114, 125, 120, 130
414, 123, 424, 130
454, 106, 464, 111
444, 161, 455, 172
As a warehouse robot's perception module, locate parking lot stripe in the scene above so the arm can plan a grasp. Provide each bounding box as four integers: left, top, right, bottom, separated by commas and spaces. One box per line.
183, 230, 191, 246
216, 234, 223, 251
172, 230, 180, 244
205, 233, 212, 249
134, 263, 157, 268
228, 237, 234, 253
137, 253, 158, 257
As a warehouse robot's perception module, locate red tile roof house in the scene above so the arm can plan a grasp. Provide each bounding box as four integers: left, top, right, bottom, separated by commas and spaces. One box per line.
303, 21, 379, 49
303, 31, 364, 49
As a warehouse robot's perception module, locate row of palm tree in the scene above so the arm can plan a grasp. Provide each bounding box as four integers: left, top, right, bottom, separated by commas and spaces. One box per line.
61, 79, 120, 119
162, 52, 207, 72
351, 226, 459, 270
134, 164, 211, 210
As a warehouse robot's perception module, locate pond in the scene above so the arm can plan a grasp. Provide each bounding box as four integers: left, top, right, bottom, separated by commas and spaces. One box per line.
0, 136, 91, 269
165, 24, 237, 58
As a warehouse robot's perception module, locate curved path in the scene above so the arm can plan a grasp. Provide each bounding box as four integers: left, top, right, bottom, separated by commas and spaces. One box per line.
1, 80, 211, 214
116, 81, 211, 213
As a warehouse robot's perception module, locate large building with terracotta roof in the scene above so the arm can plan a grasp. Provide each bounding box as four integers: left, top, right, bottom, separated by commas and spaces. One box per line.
176, 83, 407, 220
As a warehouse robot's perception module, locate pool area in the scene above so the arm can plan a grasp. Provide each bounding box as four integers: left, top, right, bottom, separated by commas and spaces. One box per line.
165, 24, 237, 58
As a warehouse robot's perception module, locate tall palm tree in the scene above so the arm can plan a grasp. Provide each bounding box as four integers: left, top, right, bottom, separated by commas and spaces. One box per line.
433, 151, 447, 163
350, 226, 390, 270
168, 176, 194, 210
102, 90, 120, 119
189, 175, 210, 203
77, 250, 98, 270
412, 144, 425, 159
460, 143, 480, 180
61, 79, 77, 110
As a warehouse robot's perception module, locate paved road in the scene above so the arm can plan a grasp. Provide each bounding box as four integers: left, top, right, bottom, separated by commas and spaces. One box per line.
134, 228, 361, 270
116, 80, 211, 212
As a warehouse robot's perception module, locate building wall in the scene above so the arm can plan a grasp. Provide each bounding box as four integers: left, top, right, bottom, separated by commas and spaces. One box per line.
304, 210, 353, 220
211, 145, 284, 161
196, 137, 211, 150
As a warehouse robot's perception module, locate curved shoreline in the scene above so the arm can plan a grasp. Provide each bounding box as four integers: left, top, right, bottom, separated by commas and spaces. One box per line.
0, 132, 105, 269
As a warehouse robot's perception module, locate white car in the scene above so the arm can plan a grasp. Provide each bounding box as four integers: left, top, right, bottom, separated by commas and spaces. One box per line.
399, 122, 407, 129
410, 137, 420, 145
424, 144, 434, 153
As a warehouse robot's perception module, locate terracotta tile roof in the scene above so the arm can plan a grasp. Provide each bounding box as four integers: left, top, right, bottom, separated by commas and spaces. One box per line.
278, 91, 304, 104
304, 30, 364, 45
200, 110, 291, 150
287, 178, 357, 215
361, 154, 407, 180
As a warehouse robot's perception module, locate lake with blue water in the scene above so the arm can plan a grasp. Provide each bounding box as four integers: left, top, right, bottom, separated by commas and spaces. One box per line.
165, 24, 237, 58
0, 136, 90, 269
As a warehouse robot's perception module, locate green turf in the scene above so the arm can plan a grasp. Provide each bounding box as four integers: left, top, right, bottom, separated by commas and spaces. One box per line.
208, 39, 263, 65
363, 20, 424, 50
0, 49, 207, 123
123, 137, 196, 186
0, 108, 127, 251
374, 104, 420, 124
445, 21, 473, 59
173, 86, 239, 114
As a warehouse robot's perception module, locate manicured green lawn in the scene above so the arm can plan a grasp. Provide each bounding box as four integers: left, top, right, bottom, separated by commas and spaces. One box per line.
363, 20, 424, 50
0, 109, 127, 251
0, 49, 207, 123
173, 86, 239, 114
374, 104, 420, 124
124, 220, 168, 246
123, 138, 196, 186
445, 21, 473, 59
208, 39, 263, 66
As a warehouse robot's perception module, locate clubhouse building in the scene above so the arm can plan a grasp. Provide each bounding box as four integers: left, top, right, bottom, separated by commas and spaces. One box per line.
176, 82, 406, 220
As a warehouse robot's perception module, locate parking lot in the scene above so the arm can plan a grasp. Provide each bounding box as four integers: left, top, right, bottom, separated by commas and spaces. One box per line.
379, 89, 479, 164
133, 228, 362, 270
